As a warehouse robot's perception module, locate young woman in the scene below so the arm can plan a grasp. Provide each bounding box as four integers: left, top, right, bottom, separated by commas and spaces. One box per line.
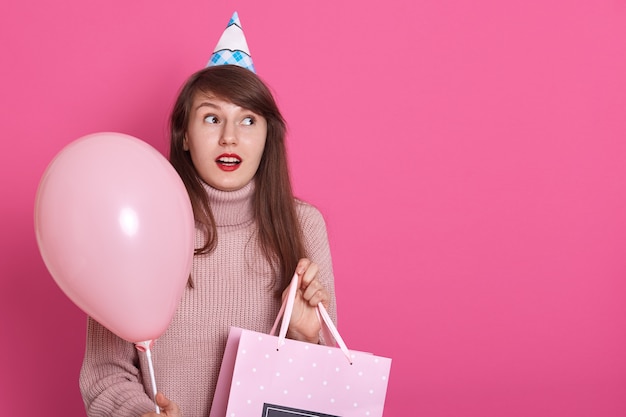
79, 65, 337, 417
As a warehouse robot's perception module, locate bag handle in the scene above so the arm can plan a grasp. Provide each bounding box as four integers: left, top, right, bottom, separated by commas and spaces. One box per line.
270, 272, 352, 364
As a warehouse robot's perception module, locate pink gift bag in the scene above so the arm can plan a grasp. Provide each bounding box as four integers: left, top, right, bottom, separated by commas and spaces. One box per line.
209, 273, 392, 417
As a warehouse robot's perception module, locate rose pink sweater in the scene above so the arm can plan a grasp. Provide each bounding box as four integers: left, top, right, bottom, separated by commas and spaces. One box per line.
79, 181, 337, 416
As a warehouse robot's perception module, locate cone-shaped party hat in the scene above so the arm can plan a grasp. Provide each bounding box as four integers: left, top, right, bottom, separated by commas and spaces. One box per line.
207, 11, 255, 73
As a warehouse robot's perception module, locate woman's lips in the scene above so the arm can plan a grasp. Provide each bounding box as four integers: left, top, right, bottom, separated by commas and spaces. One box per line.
216, 153, 241, 172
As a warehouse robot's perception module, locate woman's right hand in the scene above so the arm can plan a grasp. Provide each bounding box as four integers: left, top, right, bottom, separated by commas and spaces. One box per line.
283, 258, 330, 344
140, 393, 181, 417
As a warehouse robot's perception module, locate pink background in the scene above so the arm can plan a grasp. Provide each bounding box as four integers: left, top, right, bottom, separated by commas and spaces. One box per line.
1, 0, 625, 416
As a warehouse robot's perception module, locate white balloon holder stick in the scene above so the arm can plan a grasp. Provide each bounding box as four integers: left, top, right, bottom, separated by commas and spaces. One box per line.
136, 341, 160, 414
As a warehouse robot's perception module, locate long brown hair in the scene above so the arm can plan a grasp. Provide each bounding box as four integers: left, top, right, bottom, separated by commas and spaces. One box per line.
169, 65, 305, 292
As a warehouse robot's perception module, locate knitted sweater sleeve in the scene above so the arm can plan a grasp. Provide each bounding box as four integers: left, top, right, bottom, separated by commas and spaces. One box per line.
79, 317, 156, 417
297, 201, 338, 326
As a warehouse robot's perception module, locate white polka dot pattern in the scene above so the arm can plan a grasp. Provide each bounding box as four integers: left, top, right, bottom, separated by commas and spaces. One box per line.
209, 327, 392, 417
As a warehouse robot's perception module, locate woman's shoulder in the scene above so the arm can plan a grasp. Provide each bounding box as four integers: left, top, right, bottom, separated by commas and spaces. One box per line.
294, 198, 322, 215
294, 199, 327, 227
294, 199, 331, 250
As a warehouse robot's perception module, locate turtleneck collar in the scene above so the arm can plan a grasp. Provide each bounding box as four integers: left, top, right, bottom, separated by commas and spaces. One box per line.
201, 179, 255, 228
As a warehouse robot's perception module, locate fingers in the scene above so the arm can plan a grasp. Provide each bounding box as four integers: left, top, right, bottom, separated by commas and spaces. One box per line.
298, 259, 318, 287
296, 259, 329, 308
295, 258, 312, 277
140, 393, 181, 417
155, 392, 181, 416
302, 278, 328, 307
155, 392, 169, 408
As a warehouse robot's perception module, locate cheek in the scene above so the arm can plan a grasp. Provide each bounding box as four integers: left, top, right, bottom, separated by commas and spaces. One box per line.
254, 141, 267, 165
187, 143, 213, 172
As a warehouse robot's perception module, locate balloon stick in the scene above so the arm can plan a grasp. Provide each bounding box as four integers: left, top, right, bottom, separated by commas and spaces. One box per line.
136, 341, 160, 414
146, 347, 160, 414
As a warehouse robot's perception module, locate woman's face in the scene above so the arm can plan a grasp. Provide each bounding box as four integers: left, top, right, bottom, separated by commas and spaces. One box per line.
184, 92, 267, 191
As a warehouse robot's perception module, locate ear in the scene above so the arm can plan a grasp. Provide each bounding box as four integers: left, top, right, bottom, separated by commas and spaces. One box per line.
183, 134, 189, 151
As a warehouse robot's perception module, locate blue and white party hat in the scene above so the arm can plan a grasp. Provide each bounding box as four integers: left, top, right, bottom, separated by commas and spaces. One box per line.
207, 11, 255, 73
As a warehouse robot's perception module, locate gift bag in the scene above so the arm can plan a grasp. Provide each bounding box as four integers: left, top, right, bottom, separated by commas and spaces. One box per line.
209, 273, 392, 417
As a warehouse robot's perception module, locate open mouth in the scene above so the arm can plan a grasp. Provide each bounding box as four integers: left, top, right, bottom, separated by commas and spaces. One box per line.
216, 156, 241, 166
216, 154, 242, 171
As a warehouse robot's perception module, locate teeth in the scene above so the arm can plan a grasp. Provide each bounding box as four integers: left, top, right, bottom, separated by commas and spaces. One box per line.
218, 157, 240, 164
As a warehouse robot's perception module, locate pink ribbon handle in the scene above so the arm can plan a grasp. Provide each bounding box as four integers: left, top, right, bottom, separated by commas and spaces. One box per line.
270, 272, 352, 364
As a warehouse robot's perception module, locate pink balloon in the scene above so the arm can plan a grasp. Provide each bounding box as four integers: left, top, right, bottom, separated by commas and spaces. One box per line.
34, 132, 194, 344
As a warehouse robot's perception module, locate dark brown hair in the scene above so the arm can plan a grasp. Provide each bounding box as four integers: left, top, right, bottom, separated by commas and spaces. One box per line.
169, 65, 305, 292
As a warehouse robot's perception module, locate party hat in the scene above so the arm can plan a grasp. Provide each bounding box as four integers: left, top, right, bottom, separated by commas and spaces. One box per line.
207, 11, 255, 73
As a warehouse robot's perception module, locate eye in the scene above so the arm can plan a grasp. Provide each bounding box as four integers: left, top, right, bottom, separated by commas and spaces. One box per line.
204, 115, 219, 124
241, 116, 255, 126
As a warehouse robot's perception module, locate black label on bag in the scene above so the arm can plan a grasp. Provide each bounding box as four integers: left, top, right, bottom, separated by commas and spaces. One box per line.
262, 403, 340, 417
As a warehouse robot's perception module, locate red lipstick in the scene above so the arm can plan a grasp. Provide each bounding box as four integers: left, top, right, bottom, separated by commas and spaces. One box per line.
216, 153, 241, 172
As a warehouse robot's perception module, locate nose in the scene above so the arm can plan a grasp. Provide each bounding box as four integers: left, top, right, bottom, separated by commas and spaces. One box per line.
219, 122, 237, 146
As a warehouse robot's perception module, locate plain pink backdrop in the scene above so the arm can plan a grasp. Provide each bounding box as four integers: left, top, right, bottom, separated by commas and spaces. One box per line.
1, 0, 625, 416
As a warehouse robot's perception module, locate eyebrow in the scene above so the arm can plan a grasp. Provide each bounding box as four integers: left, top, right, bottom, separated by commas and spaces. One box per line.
194, 101, 220, 112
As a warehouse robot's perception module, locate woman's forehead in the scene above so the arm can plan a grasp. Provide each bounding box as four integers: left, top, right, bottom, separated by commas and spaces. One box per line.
193, 90, 220, 102
191, 91, 230, 107
190, 92, 262, 116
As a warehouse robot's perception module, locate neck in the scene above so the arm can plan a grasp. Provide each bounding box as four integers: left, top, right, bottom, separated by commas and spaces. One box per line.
202, 180, 255, 227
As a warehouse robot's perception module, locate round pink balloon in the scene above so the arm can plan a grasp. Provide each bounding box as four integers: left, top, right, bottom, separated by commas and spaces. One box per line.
34, 132, 195, 344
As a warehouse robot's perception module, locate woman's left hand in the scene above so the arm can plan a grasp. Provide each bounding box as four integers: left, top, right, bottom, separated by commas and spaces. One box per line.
140, 393, 181, 417
283, 258, 330, 344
